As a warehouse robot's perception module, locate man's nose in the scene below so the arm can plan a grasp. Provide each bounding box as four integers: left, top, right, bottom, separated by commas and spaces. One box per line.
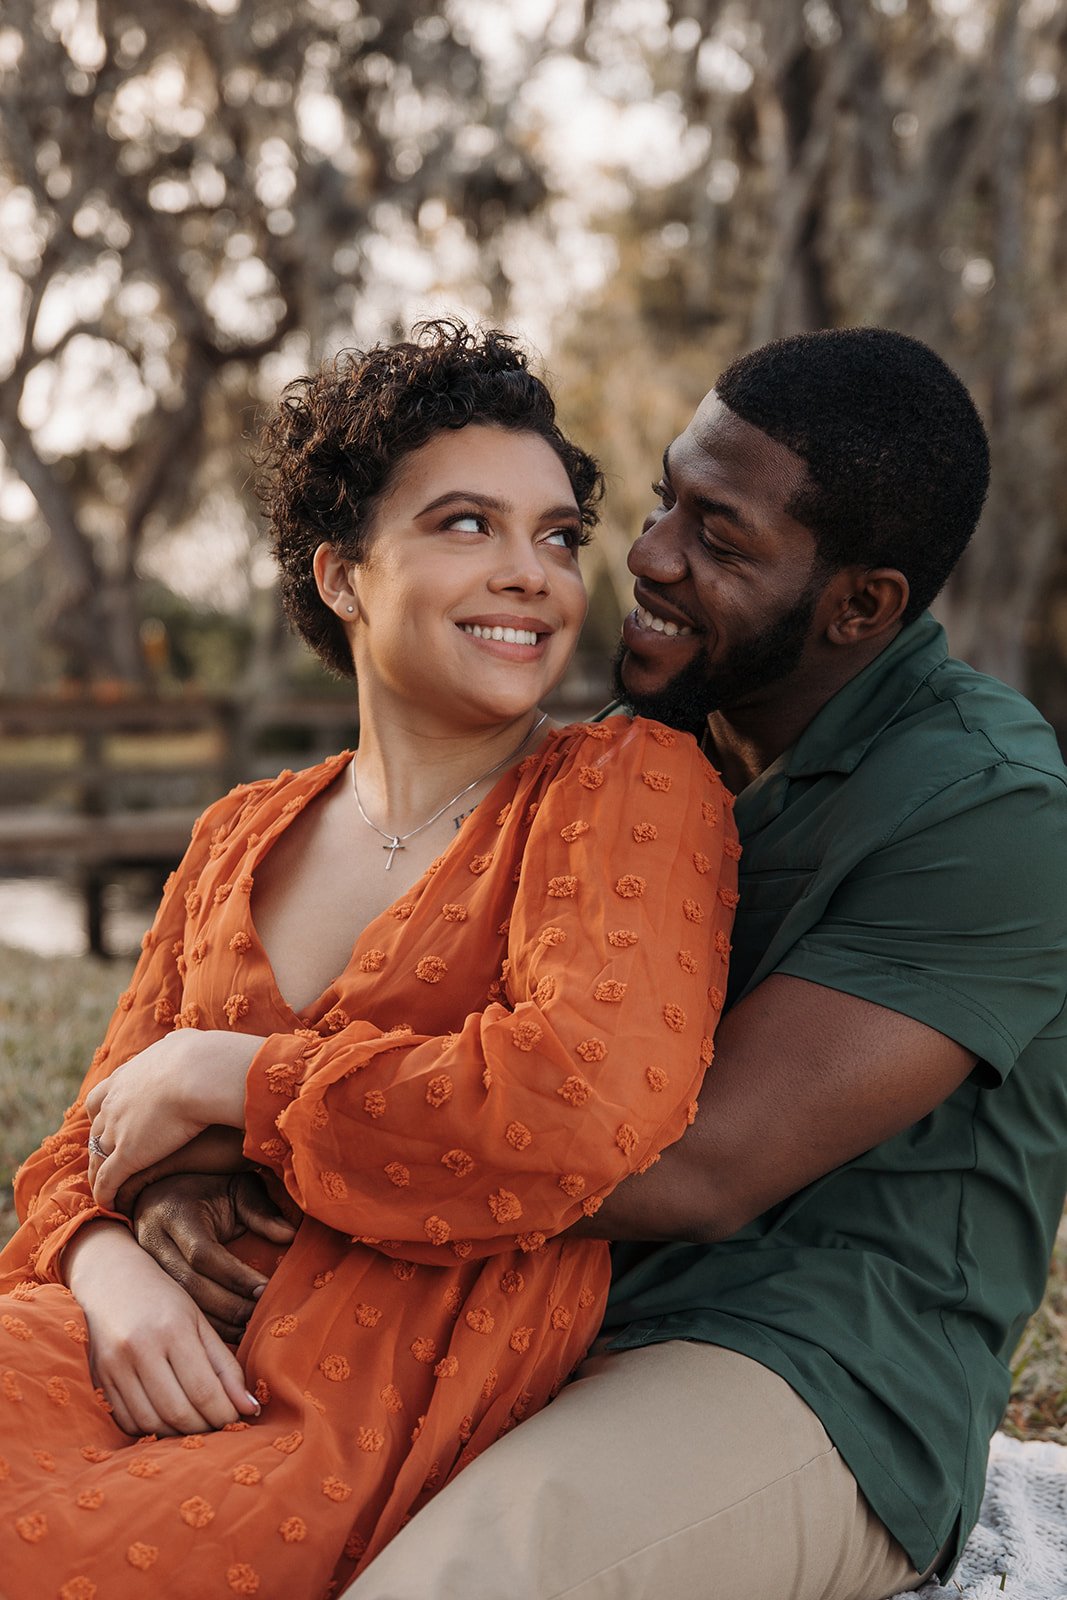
628, 513, 688, 583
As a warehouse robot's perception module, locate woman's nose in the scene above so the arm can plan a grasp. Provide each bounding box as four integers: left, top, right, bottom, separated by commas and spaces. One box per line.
489, 544, 552, 595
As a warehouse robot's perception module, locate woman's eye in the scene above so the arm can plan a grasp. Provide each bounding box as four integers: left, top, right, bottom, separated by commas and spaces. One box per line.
544, 527, 581, 548
445, 513, 487, 533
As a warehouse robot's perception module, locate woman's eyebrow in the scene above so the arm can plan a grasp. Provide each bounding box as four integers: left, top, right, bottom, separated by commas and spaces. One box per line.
417, 490, 579, 520
419, 489, 511, 515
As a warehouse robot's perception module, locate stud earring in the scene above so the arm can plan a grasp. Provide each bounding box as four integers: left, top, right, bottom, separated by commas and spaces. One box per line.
346, 605, 354, 613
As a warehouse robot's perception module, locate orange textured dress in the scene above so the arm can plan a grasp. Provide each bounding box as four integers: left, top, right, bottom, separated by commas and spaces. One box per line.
0, 717, 738, 1599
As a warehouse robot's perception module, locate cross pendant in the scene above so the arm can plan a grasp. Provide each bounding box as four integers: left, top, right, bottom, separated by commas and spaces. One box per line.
383, 835, 405, 869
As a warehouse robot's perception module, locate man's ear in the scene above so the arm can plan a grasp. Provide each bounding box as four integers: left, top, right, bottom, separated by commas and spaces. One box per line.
313, 542, 359, 619
825, 567, 909, 646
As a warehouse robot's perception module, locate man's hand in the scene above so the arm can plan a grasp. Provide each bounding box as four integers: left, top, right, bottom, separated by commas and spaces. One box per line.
135, 1172, 299, 1343
65, 1221, 262, 1436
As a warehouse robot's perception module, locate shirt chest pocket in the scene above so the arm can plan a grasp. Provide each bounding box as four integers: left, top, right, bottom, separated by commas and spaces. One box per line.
729, 867, 817, 999
737, 866, 816, 914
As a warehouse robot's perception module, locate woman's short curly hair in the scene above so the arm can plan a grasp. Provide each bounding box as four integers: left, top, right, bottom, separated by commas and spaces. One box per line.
257, 319, 604, 677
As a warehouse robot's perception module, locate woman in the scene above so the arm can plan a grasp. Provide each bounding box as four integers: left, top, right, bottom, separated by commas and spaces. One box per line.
0, 323, 737, 1598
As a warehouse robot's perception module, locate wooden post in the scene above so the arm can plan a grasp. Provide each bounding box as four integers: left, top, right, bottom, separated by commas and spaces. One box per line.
80, 721, 108, 958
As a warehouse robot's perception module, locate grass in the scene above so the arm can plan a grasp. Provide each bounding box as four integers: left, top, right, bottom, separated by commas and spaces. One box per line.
0, 943, 1064, 1443
0, 943, 126, 1237
1003, 1215, 1067, 1444
0, 934, 127, 1235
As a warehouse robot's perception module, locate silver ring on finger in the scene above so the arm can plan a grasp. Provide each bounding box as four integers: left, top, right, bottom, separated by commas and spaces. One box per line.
87, 1133, 109, 1159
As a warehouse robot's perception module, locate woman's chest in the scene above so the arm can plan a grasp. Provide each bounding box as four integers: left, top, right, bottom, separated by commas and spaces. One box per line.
248, 785, 449, 1014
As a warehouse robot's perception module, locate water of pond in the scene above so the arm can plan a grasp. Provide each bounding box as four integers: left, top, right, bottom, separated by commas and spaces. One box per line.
0, 875, 158, 959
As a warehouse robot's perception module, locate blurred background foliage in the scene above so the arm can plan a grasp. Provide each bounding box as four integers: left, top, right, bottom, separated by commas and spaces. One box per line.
2, 0, 1066, 739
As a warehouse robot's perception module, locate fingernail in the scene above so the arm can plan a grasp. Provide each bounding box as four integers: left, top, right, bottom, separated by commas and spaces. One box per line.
245, 1391, 261, 1415
251, 1283, 265, 1299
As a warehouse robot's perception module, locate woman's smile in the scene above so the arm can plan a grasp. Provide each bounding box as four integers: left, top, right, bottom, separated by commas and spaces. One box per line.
457, 612, 555, 659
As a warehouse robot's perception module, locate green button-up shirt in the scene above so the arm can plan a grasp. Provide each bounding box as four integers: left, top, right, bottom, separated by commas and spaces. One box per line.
603, 613, 1067, 1575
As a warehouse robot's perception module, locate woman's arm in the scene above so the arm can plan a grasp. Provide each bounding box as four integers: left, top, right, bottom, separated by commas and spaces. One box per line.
133, 723, 737, 1313
84, 1029, 261, 1210
235, 721, 738, 1261
1, 780, 271, 1291
87, 724, 735, 1260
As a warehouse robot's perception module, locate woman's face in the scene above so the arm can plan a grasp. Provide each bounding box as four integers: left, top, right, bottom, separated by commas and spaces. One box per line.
340, 424, 588, 731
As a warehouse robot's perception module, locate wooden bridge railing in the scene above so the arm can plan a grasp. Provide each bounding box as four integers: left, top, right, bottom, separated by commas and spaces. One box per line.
0, 668, 612, 956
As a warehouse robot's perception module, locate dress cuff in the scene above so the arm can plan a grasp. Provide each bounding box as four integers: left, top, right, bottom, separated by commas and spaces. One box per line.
40, 1207, 134, 1287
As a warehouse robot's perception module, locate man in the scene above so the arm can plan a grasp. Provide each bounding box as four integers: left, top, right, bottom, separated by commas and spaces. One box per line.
138, 329, 1067, 1600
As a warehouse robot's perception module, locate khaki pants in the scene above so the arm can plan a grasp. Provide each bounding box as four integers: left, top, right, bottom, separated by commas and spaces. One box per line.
348, 1341, 927, 1600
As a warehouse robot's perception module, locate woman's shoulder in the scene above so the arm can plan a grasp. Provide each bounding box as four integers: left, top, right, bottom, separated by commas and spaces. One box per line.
527, 716, 732, 828
548, 714, 721, 786
191, 752, 352, 841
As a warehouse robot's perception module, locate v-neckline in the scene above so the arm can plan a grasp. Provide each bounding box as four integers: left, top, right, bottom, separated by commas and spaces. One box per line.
242, 740, 557, 1025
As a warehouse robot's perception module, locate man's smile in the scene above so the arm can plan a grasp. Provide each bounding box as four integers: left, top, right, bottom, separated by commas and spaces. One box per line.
629, 583, 701, 641
632, 603, 695, 639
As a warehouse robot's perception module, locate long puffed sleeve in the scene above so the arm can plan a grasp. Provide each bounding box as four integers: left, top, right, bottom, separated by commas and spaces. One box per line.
2, 781, 274, 1288
243, 719, 738, 1262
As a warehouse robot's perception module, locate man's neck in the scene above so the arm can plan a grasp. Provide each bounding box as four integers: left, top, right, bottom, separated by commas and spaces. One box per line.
704, 702, 814, 794
704, 637, 897, 792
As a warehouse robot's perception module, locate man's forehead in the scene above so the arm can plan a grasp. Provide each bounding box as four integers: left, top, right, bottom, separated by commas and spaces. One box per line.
690, 388, 731, 439
675, 390, 810, 502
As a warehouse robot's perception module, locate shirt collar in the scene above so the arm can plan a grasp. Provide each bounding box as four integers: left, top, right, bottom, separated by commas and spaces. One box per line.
728, 614, 948, 835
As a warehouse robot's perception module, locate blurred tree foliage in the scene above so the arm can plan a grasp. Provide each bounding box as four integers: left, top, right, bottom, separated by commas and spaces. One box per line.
555, 0, 1067, 733
0, 0, 556, 686
2, 0, 1066, 736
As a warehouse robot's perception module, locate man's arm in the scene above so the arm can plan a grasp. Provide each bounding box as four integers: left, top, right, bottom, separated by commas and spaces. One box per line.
574, 972, 975, 1242
136, 973, 974, 1316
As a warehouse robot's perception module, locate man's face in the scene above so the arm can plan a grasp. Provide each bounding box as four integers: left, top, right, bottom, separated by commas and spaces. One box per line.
616, 392, 830, 732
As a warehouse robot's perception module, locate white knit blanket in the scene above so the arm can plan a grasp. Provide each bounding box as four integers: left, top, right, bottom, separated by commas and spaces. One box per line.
890, 1433, 1067, 1599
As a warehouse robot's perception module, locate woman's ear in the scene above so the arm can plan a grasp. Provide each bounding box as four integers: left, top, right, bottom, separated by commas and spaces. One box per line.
826, 567, 909, 646
313, 542, 359, 619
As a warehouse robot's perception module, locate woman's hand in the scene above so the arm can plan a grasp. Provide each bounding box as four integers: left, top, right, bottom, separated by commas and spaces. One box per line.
85, 1029, 265, 1211
65, 1221, 262, 1436
135, 1172, 299, 1343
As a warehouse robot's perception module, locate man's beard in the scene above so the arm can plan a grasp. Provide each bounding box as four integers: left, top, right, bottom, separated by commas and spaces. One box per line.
613, 583, 821, 737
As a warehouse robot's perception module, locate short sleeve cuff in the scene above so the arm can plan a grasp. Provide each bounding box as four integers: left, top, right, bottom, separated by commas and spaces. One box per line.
776, 944, 1019, 1081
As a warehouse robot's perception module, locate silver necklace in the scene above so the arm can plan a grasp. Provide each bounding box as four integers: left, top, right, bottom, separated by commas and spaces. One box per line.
352, 711, 550, 869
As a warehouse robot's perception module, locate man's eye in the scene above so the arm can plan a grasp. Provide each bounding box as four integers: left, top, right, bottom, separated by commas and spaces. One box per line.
700, 534, 738, 563
651, 480, 673, 505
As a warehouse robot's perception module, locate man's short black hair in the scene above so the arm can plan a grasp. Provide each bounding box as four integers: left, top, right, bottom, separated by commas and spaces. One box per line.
715, 328, 990, 623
